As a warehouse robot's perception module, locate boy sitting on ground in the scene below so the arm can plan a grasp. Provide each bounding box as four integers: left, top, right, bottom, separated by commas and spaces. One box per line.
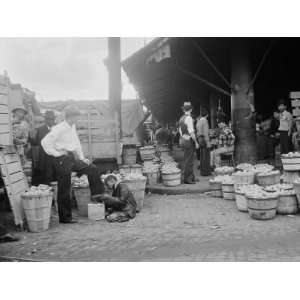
100, 174, 137, 223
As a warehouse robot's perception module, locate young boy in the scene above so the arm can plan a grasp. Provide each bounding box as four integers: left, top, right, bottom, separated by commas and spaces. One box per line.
100, 175, 137, 223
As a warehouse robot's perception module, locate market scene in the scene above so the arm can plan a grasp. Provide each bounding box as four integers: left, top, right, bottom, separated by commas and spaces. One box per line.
2, 37, 300, 261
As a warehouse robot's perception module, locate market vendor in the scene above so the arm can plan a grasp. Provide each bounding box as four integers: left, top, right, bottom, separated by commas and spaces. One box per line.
278, 99, 292, 154
99, 174, 137, 223
178, 101, 199, 184
29, 110, 56, 185
41, 105, 105, 224
211, 122, 235, 168
12, 106, 30, 166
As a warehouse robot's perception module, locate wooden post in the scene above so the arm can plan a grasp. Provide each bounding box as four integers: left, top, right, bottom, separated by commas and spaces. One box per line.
209, 92, 218, 129
231, 43, 257, 164
108, 37, 122, 137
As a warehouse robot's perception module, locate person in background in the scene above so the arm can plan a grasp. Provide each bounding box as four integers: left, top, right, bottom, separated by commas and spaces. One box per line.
278, 99, 292, 154
29, 110, 56, 185
155, 123, 171, 145
99, 174, 137, 223
268, 111, 280, 159
178, 101, 199, 184
0, 224, 19, 243
196, 108, 211, 176
41, 105, 105, 224
211, 122, 235, 168
12, 106, 30, 166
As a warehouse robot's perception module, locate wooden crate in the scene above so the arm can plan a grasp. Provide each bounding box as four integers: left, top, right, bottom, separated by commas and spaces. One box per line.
0, 75, 13, 146
293, 108, 300, 117
0, 146, 28, 226
290, 92, 300, 99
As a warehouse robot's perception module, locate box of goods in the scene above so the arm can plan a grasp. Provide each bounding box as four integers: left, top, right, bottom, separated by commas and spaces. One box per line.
122, 145, 137, 165
88, 203, 105, 220
246, 190, 279, 220
292, 99, 300, 106
73, 175, 90, 217
21, 185, 53, 232
139, 145, 156, 161
256, 170, 281, 187
122, 174, 147, 212
161, 163, 181, 187
290, 92, 300, 99
214, 166, 235, 176
281, 152, 300, 171
221, 176, 235, 200
209, 177, 223, 198
232, 171, 255, 186
264, 184, 297, 215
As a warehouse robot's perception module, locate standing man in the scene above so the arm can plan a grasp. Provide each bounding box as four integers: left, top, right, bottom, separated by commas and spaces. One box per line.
41, 106, 105, 224
29, 110, 56, 185
196, 108, 211, 176
278, 99, 292, 154
178, 101, 199, 184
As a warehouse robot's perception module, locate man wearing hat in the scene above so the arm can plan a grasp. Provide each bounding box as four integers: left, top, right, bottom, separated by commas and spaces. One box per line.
29, 110, 56, 185
41, 105, 105, 224
278, 99, 292, 154
12, 106, 29, 166
178, 101, 199, 184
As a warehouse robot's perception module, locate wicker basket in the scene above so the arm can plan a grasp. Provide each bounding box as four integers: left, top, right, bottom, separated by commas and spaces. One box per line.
281, 155, 300, 171
256, 172, 280, 187
222, 183, 235, 200
162, 172, 181, 187
277, 194, 298, 215
139, 146, 156, 161
247, 195, 279, 220
209, 181, 223, 198
232, 173, 255, 185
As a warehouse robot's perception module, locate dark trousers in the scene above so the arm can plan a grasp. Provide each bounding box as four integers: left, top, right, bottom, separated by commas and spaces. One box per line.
0, 224, 7, 236
279, 131, 290, 154
180, 138, 195, 183
32, 155, 56, 186
199, 145, 211, 176
52, 155, 105, 222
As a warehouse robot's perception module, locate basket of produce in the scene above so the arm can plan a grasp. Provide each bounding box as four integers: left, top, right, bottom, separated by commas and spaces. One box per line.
214, 166, 235, 176
277, 190, 298, 215
73, 175, 91, 217
232, 170, 255, 185
254, 164, 274, 174
236, 163, 254, 172
21, 185, 53, 232
139, 145, 156, 161
281, 152, 300, 171
209, 177, 223, 198
161, 163, 181, 187
122, 174, 147, 212
235, 185, 263, 212
246, 190, 279, 220
221, 176, 235, 200
256, 170, 280, 187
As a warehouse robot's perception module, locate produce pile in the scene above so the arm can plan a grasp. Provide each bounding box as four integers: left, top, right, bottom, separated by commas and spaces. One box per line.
281, 152, 300, 158
73, 175, 89, 188
214, 166, 235, 175
244, 189, 279, 199
236, 163, 274, 173
161, 162, 180, 174
256, 170, 280, 176
23, 184, 52, 196
264, 183, 293, 192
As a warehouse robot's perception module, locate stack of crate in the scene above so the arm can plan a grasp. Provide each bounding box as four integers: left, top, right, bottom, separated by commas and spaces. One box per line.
290, 92, 300, 118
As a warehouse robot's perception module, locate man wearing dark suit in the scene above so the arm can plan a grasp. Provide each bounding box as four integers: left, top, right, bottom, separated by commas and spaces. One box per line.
30, 110, 56, 185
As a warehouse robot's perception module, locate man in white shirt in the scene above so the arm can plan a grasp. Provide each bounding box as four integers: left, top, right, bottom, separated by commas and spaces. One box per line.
178, 102, 199, 184
278, 99, 292, 154
41, 105, 105, 224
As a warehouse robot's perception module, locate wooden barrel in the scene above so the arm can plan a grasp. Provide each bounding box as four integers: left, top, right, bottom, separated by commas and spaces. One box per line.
222, 183, 235, 200
209, 181, 223, 198
21, 192, 53, 232
277, 193, 298, 215
256, 172, 280, 187
145, 171, 159, 186
235, 191, 248, 212
247, 195, 278, 220
74, 187, 91, 217
139, 146, 156, 161
122, 179, 146, 212
282, 171, 300, 184
281, 155, 300, 171
162, 172, 181, 187
122, 145, 137, 165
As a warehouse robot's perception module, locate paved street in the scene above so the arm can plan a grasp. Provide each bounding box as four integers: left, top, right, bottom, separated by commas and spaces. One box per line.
1, 192, 300, 261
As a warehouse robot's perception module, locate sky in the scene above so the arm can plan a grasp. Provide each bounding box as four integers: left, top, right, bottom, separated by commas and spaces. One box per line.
0, 37, 151, 101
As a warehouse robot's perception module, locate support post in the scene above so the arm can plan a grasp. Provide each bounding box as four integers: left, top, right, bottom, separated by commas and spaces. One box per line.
108, 37, 122, 137
209, 92, 218, 129
231, 43, 257, 164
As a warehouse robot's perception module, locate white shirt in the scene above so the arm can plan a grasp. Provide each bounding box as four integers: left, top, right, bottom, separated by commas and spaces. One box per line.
179, 113, 194, 140
41, 120, 85, 160
279, 110, 292, 132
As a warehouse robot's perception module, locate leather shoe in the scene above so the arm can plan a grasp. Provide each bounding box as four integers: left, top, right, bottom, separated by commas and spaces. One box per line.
60, 219, 78, 224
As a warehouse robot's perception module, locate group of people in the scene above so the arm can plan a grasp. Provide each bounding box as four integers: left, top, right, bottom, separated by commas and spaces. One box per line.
178, 101, 235, 184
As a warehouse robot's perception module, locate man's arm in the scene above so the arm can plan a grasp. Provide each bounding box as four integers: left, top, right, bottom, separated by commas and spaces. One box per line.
74, 130, 85, 161
186, 116, 199, 148
41, 127, 62, 157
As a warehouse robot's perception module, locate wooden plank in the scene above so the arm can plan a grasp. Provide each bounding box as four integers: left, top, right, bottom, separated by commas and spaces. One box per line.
5, 180, 27, 195
0, 104, 9, 114
3, 171, 24, 184
290, 91, 300, 99
0, 85, 8, 95
5, 161, 22, 175
0, 95, 8, 105
0, 152, 19, 164
0, 124, 10, 134
0, 113, 9, 124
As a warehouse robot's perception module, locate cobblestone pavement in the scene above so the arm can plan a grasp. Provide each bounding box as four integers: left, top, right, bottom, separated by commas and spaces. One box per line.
1, 193, 300, 261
